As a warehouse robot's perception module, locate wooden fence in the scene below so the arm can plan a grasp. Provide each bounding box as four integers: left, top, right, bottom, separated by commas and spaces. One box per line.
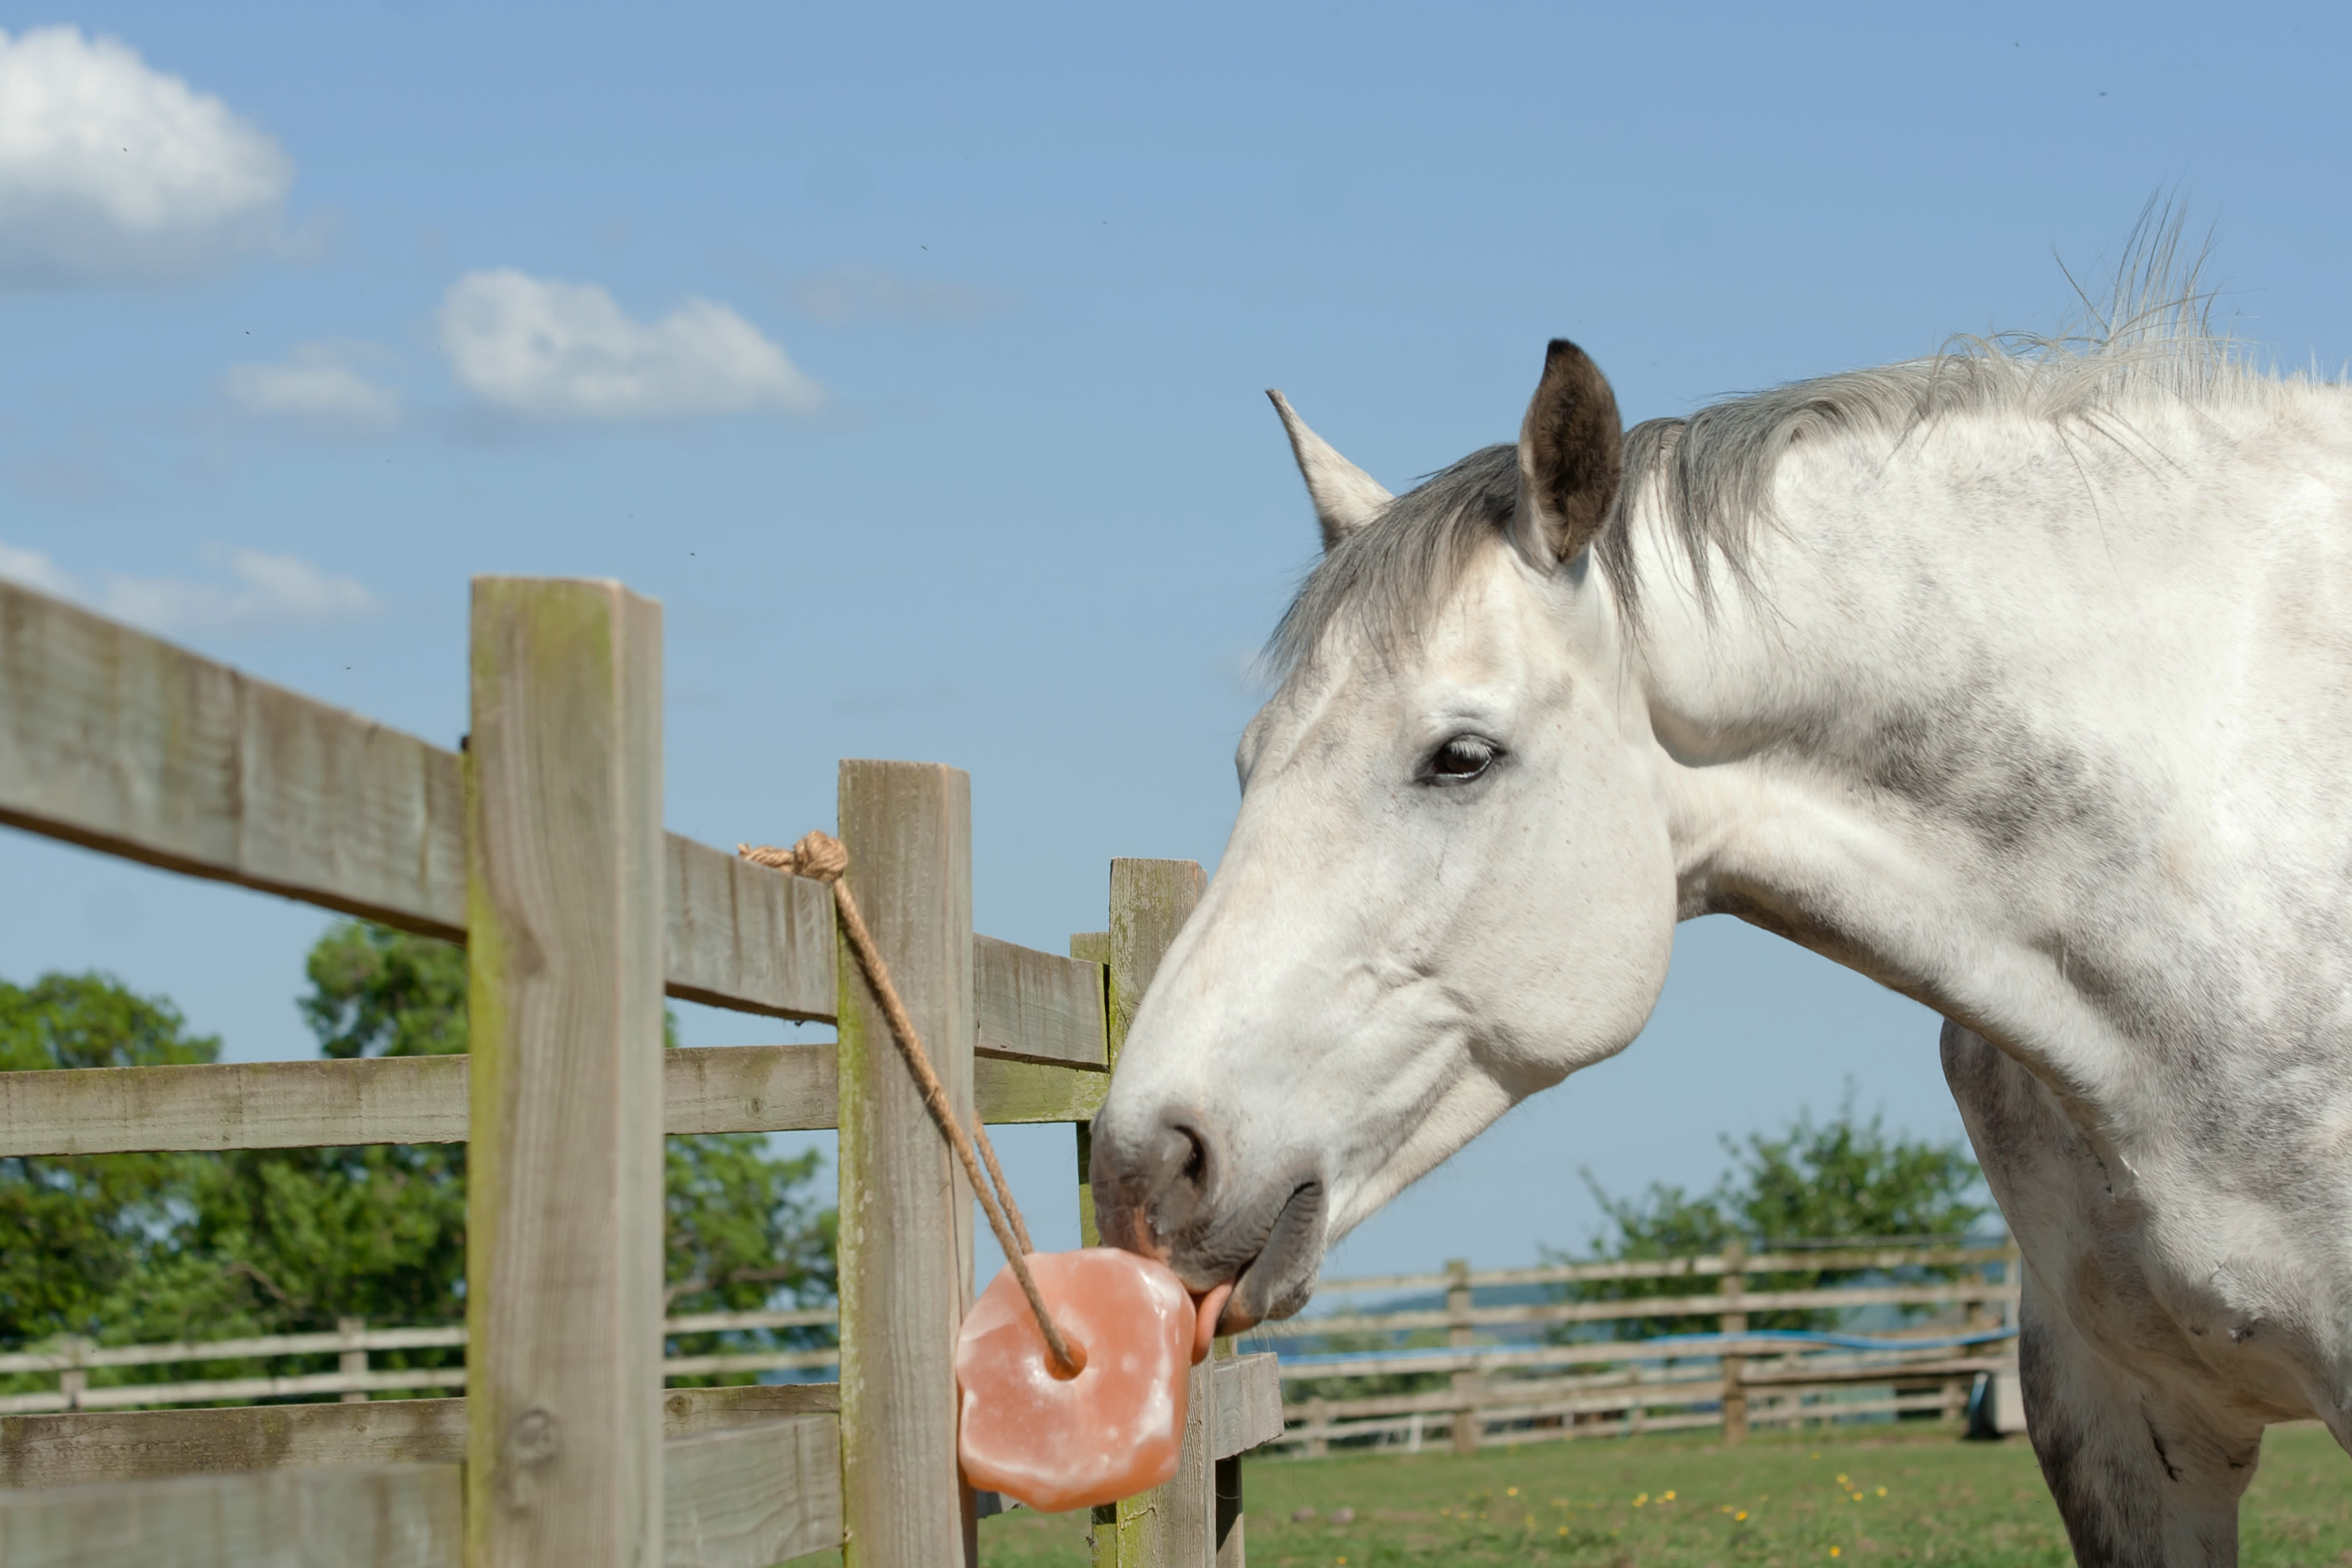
0, 575, 1281, 1567
1254, 1243, 2023, 1456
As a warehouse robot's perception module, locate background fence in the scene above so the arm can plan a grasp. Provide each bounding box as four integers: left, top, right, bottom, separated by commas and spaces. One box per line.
0, 575, 1279, 1567
1250, 1241, 2023, 1455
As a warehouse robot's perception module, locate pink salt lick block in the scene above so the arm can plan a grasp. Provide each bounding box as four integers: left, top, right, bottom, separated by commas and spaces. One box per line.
956, 1248, 1229, 1514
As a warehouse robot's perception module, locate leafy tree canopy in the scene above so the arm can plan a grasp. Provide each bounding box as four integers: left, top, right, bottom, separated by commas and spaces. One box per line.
1552, 1089, 1992, 1337
2, 926, 836, 1398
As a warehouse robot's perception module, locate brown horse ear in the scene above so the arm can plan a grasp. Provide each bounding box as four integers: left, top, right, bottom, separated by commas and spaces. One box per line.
1516, 339, 1624, 566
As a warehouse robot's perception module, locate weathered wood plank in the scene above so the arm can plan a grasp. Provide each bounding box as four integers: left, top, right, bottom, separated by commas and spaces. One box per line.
661, 1044, 838, 1135
659, 1383, 839, 1431
465, 578, 666, 1568
0, 1038, 1099, 1155
0, 1055, 470, 1157
1, 1400, 472, 1490
973, 1056, 1109, 1126
665, 835, 835, 1020
0, 1386, 842, 1491
0, 1461, 462, 1568
1097, 858, 1209, 1568
834, 761, 976, 1568
0, 1045, 836, 1156
0, 577, 468, 940
1210, 1354, 1284, 1461
973, 936, 1106, 1068
663, 1416, 841, 1568
0, 579, 834, 1020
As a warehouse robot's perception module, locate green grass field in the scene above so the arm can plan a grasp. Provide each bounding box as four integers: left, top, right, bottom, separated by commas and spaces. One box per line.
974, 1422, 2352, 1567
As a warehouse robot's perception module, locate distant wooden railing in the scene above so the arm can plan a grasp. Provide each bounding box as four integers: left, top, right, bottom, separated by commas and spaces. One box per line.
1252, 1241, 2024, 1456
0, 1308, 847, 1416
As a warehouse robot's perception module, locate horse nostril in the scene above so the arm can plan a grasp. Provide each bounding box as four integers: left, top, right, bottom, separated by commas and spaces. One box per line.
1091, 1108, 1220, 1257
1147, 1118, 1213, 1199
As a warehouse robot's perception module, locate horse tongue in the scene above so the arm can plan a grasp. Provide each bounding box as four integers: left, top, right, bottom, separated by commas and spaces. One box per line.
1190, 1281, 1235, 1365
956, 1248, 1197, 1514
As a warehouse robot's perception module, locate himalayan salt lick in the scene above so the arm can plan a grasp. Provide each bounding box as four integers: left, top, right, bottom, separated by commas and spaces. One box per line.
956, 1248, 1202, 1513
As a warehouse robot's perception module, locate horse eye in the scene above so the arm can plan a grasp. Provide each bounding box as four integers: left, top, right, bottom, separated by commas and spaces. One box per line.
1425, 736, 1499, 783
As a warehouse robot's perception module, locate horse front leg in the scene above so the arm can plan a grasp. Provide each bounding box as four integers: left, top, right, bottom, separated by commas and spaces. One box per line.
2019, 1268, 2262, 1567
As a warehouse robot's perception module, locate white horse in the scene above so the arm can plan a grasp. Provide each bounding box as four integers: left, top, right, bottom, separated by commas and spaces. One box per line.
1089, 278, 2352, 1564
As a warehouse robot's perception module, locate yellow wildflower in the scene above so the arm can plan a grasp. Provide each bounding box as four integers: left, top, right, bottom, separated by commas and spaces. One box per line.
1736, 1511, 1750, 1522
1663, 1490, 1677, 1500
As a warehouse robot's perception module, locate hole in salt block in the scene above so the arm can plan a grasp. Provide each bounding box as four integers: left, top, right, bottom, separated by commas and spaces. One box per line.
956, 1249, 1195, 1514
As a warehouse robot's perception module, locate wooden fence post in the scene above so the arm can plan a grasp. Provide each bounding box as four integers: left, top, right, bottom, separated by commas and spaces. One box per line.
1093, 859, 1208, 1568
1071, 930, 1112, 1262
1447, 1259, 1479, 1455
465, 577, 666, 1568
1720, 1239, 1748, 1445
59, 1339, 86, 1412
836, 760, 976, 1568
338, 1317, 367, 1403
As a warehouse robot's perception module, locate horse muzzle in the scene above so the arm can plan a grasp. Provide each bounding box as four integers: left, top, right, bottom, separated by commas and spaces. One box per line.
1088, 1106, 1328, 1334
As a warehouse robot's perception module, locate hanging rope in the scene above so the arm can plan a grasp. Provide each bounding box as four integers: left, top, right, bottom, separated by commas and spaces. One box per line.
739, 831, 1086, 1379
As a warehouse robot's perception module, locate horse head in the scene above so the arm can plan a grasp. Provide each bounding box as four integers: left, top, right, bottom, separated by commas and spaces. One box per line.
1089, 342, 1679, 1332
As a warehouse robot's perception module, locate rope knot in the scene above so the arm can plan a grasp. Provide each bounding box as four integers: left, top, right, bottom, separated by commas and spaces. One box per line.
738, 830, 849, 885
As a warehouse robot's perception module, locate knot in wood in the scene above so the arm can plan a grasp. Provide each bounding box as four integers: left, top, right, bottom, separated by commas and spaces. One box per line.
737, 829, 848, 884
507, 1407, 561, 1467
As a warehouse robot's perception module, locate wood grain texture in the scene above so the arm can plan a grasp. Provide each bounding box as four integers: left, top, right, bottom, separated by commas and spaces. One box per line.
464, 578, 666, 1568
833, 761, 976, 1568
664, 835, 835, 1020
973, 936, 1106, 1067
1210, 1355, 1284, 1461
973, 1057, 1109, 1126
0, 577, 467, 940
1, 1386, 843, 1492
0, 575, 834, 1021
663, 1416, 841, 1568
0, 1461, 462, 1568
661, 1044, 838, 1134
0, 1055, 471, 1157
2, 1040, 1102, 1155
1071, 932, 1111, 1252
1099, 859, 1209, 1568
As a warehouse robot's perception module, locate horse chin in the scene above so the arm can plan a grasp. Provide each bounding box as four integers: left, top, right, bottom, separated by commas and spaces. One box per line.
1201, 1176, 1328, 1334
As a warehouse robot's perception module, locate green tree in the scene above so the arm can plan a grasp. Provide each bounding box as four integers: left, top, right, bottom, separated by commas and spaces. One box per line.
1, 923, 837, 1398
1551, 1090, 1990, 1338
0, 974, 218, 1348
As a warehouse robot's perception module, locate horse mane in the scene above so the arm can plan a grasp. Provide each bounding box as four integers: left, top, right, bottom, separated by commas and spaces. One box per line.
1268, 215, 2288, 674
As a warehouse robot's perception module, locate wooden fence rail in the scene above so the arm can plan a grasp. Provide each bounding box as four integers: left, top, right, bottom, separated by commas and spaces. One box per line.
0, 575, 1283, 1567
1255, 1241, 2024, 1456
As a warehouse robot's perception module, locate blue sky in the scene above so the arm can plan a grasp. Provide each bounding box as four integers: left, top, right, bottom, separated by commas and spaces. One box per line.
3, 1, 2348, 1283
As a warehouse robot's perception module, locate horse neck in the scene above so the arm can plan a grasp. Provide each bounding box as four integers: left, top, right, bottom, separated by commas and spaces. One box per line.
1619, 393, 2352, 1077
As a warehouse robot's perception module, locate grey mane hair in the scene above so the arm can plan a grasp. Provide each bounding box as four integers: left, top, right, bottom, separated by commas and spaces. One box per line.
1266, 218, 2287, 679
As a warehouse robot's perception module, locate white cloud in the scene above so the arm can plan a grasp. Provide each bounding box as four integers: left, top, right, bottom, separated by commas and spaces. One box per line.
0, 27, 296, 288
0, 541, 379, 637
785, 264, 1014, 324
436, 269, 824, 421
0, 541, 77, 597
223, 342, 400, 430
